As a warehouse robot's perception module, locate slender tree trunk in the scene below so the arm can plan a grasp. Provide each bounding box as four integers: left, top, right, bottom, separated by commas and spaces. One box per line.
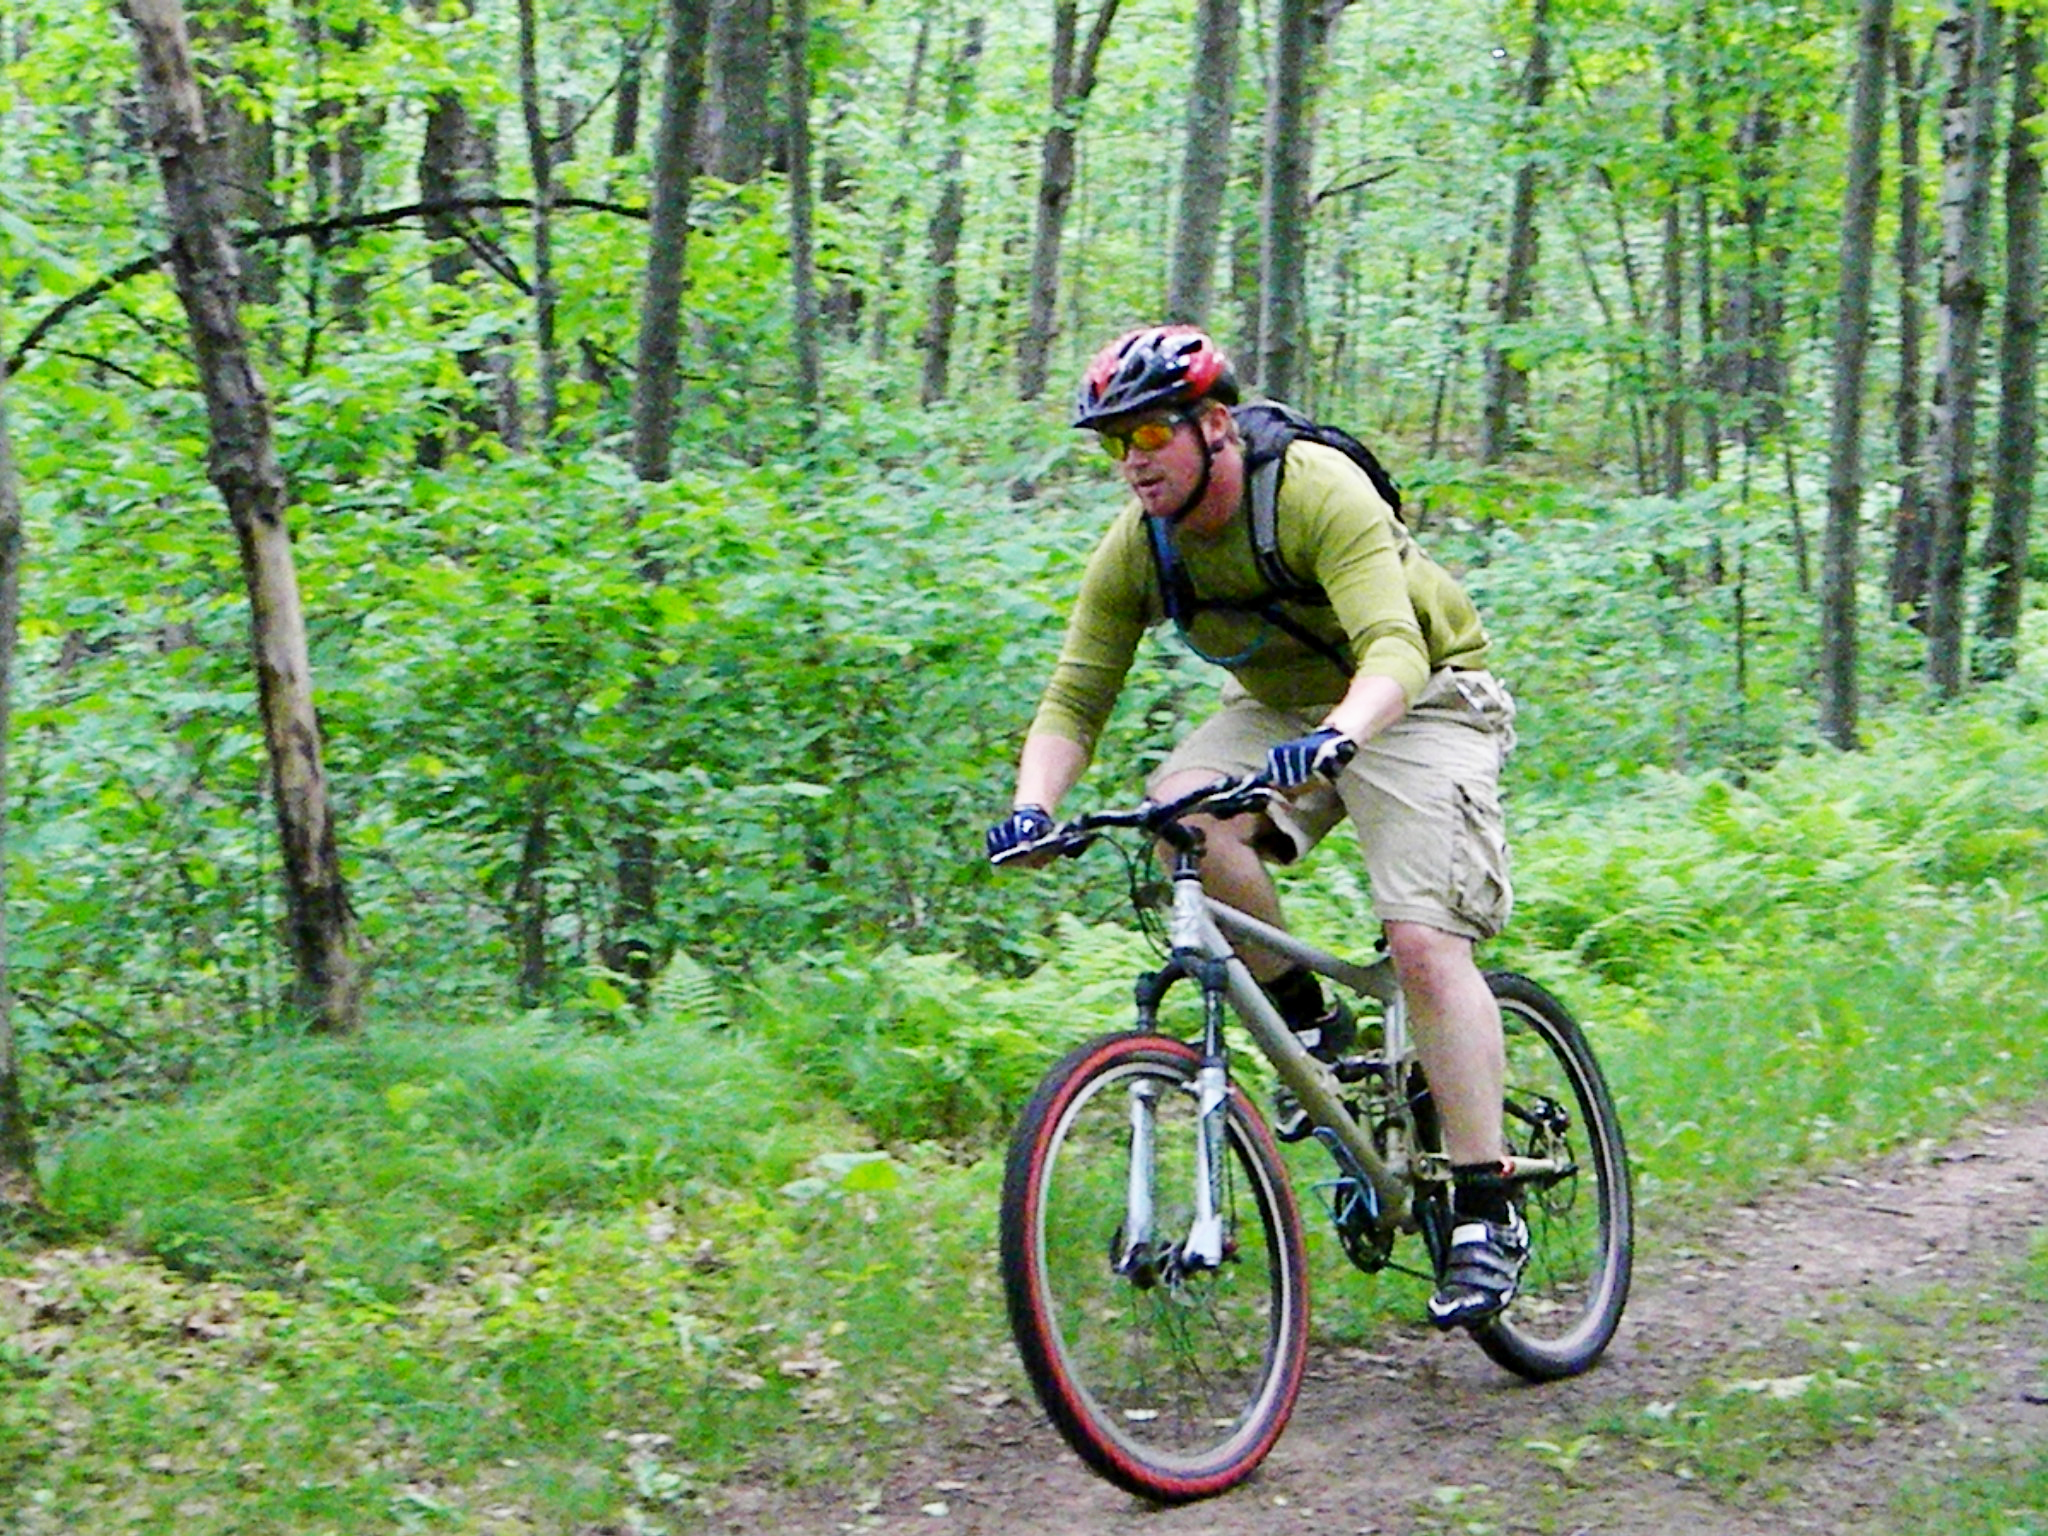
517, 0, 560, 440
631, 0, 714, 483
299, 12, 379, 339
919, 17, 985, 406
617, 0, 714, 998
783, 0, 819, 431
1890, 36, 1932, 617
1821, 0, 1893, 752
1660, 95, 1687, 497
0, 354, 33, 1209
414, 0, 516, 462
196, 0, 279, 306
1976, 15, 2042, 677
1690, 2, 1720, 482
1480, 0, 1553, 461
1260, 0, 1319, 399
121, 0, 362, 1033
612, 30, 645, 157
870, 6, 933, 364
1018, 1, 1122, 402
1926, 0, 2001, 696
1166, 0, 1241, 325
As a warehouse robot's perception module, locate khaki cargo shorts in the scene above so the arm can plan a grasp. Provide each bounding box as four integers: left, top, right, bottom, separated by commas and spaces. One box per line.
1147, 669, 1518, 941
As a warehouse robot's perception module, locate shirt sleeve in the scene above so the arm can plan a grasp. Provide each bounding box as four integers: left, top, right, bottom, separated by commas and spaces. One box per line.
1280, 445, 1433, 701
1027, 511, 1153, 756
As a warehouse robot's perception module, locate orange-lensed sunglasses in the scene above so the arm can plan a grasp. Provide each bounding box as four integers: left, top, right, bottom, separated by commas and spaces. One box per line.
1098, 413, 1186, 460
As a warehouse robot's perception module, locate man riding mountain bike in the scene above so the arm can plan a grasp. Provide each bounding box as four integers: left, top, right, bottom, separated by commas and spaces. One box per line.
987, 324, 1526, 1327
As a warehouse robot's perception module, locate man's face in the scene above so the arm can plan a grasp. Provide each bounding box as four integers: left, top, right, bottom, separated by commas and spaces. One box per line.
1098, 408, 1210, 519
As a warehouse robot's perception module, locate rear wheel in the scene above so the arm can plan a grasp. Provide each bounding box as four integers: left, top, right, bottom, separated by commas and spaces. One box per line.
1471, 972, 1633, 1379
1000, 1032, 1309, 1503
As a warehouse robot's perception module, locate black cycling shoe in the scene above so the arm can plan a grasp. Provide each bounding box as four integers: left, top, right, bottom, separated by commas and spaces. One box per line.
1427, 1207, 1529, 1329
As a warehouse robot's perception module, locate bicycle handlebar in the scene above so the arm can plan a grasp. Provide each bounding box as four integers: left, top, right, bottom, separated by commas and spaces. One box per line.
991, 775, 1279, 866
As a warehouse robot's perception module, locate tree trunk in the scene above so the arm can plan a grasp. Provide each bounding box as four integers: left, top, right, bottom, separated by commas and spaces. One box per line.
617, 0, 715, 999
0, 355, 34, 1209
705, 0, 773, 184
631, 0, 714, 484
1976, 15, 2042, 677
1166, 0, 1241, 326
784, 0, 819, 431
120, 0, 363, 1033
1820, 0, 1893, 752
919, 17, 986, 407
1260, 0, 1320, 400
1479, 0, 1553, 462
869, 5, 933, 364
1890, 36, 1932, 617
612, 29, 645, 158
1659, 95, 1687, 497
517, 0, 560, 440
1926, 0, 2001, 696
1018, 1, 1122, 402
195, 0, 279, 307
299, 11, 379, 338
415, 0, 516, 462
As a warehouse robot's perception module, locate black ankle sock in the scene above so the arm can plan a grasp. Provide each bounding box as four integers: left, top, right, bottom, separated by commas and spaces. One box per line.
1262, 967, 1326, 1030
1451, 1161, 1515, 1224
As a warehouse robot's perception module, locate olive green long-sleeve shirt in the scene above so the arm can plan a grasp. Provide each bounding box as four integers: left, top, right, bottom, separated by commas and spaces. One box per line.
1029, 441, 1490, 756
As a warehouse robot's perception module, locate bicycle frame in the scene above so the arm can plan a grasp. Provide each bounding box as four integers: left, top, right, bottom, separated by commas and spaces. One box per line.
1150, 857, 1418, 1238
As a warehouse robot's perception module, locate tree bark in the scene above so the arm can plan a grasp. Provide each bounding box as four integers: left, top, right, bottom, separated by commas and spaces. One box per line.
1820, 0, 1893, 751
612, 29, 645, 158
919, 17, 986, 407
784, 0, 820, 430
1659, 94, 1687, 497
1890, 36, 1933, 617
1017, 1, 1122, 402
1976, 14, 2042, 677
0, 354, 34, 1209
1166, 0, 1241, 326
1926, 0, 2001, 696
631, 0, 714, 483
869, 5, 934, 364
1260, 0, 1320, 400
120, 0, 362, 1033
705, 0, 773, 184
415, 0, 517, 461
1479, 0, 1553, 462
194, 0, 280, 306
517, 0, 560, 440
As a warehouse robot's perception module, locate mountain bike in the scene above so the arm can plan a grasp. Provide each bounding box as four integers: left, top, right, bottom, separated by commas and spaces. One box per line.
996, 775, 1633, 1503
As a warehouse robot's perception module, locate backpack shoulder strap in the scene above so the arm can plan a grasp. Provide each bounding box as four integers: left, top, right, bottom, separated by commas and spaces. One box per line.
1233, 402, 1318, 598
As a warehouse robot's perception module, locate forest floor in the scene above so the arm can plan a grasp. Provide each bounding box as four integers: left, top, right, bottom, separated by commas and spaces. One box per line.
704, 1108, 2048, 1536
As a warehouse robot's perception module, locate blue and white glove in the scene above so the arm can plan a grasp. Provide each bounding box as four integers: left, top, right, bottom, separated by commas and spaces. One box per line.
1264, 727, 1358, 789
986, 804, 1058, 865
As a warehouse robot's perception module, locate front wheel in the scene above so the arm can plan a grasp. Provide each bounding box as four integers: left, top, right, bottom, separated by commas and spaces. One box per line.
1000, 1032, 1309, 1503
1470, 972, 1634, 1380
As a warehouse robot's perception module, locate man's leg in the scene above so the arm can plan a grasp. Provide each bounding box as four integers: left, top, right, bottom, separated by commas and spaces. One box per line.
1383, 921, 1504, 1167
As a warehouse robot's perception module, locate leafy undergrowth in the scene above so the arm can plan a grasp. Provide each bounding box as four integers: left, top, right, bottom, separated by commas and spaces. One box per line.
4, 690, 2045, 1533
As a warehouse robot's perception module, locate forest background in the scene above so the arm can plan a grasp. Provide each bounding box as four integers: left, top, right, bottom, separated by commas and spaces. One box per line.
0, 0, 2045, 1531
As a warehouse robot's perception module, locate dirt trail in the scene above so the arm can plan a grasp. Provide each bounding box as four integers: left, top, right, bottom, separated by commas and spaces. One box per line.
708, 1113, 2048, 1536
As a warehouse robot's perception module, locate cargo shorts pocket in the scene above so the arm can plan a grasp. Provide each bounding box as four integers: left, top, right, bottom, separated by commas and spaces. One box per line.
1449, 781, 1513, 938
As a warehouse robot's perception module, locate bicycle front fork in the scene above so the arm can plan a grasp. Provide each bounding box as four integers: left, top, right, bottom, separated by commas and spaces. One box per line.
1116, 950, 1234, 1283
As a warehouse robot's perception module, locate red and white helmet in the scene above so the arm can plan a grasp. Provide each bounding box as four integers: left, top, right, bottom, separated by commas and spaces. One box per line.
1072, 326, 1239, 429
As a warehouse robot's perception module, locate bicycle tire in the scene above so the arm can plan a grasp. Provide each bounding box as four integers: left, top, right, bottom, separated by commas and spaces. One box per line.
1471, 971, 1634, 1380
1000, 1032, 1309, 1503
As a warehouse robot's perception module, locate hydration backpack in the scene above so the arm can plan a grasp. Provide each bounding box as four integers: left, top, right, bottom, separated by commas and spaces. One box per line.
1145, 401, 1404, 675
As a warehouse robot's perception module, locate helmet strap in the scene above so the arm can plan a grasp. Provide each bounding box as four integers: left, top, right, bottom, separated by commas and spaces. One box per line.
1165, 417, 1216, 526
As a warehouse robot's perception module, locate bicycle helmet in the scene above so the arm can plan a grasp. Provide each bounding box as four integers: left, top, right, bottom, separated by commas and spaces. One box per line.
1072, 326, 1239, 429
